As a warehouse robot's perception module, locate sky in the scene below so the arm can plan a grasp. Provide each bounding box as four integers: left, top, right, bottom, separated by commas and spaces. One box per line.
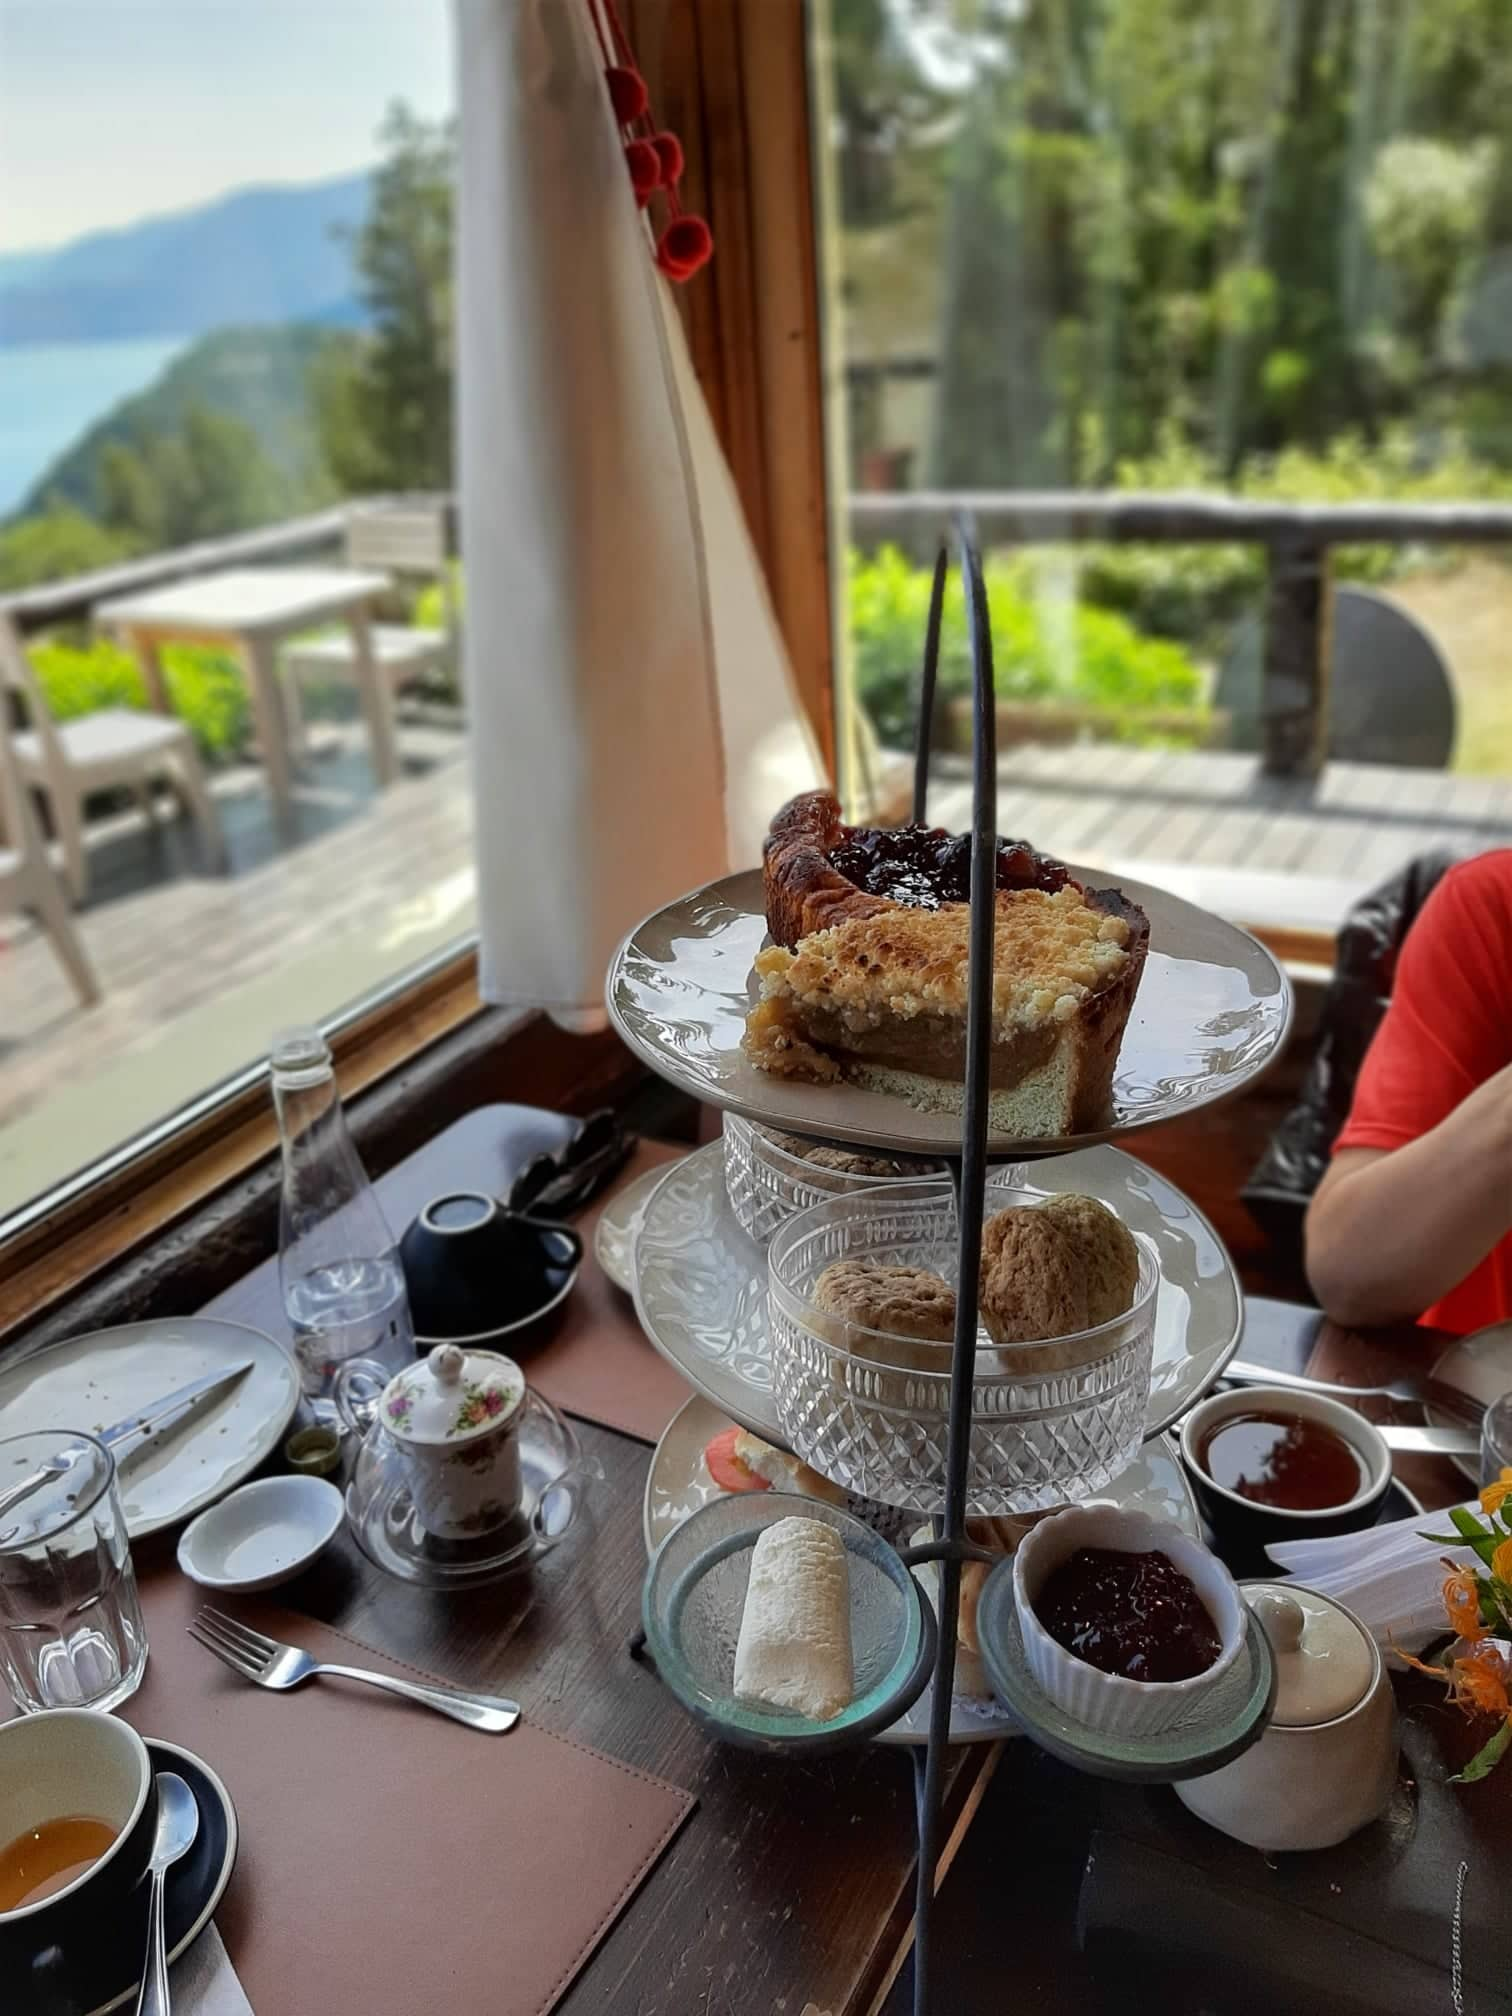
0, 0, 453, 254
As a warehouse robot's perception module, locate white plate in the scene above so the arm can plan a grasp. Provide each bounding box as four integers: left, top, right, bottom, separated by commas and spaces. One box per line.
177, 1473, 344, 1591
594, 1162, 675, 1294
0, 1318, 300, 1539
608, 867, 1292, 1157
643, 1395, 1200, 1746
631, 1139, 1242, 1447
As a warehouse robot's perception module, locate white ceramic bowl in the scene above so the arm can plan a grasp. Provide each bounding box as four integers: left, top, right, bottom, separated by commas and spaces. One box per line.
176, 1474, 344, 1592
1012, 1503, 1244, 1738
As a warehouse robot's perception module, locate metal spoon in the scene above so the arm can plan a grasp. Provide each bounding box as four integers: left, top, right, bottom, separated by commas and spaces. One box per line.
134, 1773, 199, 2016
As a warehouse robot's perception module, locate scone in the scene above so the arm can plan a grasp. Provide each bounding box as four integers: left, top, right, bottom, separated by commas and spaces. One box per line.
977, 1207, 1088, 1345
1041, 1193, 1141, 1325
810, 1257, 956, 1371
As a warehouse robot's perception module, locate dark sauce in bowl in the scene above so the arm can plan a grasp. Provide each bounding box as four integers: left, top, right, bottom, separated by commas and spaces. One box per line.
827, 823, 1071, 911
1034, 1545, 1222, 1684
1197, 1410, 1365, 1511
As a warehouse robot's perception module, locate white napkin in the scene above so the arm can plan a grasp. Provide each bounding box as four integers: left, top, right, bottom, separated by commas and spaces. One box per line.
1265, 1497, 1483, 1652
173, 1926, 254, 2016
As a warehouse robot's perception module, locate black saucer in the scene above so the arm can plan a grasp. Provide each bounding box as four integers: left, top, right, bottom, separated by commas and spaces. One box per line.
413, 1255, 581, 1358
34, 1738, 239, 2016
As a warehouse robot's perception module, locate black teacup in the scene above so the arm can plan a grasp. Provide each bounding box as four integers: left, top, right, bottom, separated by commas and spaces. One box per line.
399, 1192, 583, 1346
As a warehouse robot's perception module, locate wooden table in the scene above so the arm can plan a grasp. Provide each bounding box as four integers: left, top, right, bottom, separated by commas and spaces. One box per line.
881, 1298, 1512, 2016
162, 1119, 992, 2016
96, 566, 393, 818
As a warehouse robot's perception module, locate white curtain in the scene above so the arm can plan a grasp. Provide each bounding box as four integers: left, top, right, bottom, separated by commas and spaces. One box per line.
455, 0, 824, 1027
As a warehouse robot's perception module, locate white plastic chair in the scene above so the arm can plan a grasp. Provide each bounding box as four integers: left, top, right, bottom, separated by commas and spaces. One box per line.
281, 503, 458, 782
0, 677, 100, 1007
0, 613, 225, 906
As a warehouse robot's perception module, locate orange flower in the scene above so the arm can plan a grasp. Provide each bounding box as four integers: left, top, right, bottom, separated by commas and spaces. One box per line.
1452, 1652, 1512, 1719
1479, 1468, 1512, 1516
1494, 1539, 1512, 1587
1443, 1565, 1489, 1644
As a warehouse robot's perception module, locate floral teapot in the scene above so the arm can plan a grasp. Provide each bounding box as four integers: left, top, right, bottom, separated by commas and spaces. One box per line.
336, 1343, 526, 1540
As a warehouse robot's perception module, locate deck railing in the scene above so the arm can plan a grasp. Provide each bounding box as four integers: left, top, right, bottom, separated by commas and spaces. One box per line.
850, 491, 1512, 776
7, 487, 1512, 779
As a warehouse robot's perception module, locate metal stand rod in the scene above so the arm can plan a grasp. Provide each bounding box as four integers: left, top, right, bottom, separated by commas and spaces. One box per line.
911, 523, 998, 2016
911, 545, 948, 825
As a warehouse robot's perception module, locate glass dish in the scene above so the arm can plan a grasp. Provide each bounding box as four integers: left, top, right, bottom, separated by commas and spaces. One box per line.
767, 1182, 1159, 1515
642, 1491, 934, 1752
722, 1112, 947, 1245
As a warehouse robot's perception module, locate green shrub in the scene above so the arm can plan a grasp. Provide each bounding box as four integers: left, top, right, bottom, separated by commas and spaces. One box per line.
849, 545, 1205, 748
28, 637, 250, 762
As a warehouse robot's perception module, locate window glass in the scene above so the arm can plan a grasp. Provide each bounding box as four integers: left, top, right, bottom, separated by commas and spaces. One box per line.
0, 0, 466, 1220
816, 1, 1512, 881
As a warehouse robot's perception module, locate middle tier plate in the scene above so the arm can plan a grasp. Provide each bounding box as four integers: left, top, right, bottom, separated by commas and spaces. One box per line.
632, 1139, 1242, 1448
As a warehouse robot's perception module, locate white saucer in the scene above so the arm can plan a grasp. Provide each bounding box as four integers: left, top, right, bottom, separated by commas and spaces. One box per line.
631, 1139, 1243, 1449
643, 1394, 1200, 1747
594, 1162, 674, 1293
177, 1474, 344, 1592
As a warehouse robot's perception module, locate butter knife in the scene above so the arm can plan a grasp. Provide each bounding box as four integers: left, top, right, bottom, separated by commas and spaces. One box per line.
0, 1363, 253, 1525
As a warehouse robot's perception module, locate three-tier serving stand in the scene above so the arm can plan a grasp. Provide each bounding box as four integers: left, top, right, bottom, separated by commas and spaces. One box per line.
608, 524, 1289, 2015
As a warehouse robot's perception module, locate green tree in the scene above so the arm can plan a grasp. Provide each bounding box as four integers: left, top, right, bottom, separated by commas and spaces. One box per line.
314, 102, 455, 494
0, 507, 133, 591
96, 404, 290, 547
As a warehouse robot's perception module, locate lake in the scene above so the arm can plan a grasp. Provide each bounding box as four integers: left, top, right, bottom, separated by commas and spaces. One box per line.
0, 335, 186, 515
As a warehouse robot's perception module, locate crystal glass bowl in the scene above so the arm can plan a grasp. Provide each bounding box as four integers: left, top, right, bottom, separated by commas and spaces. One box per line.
642, 1491, 934, 1751
722, 1112, 946, 1245
767, 1182, 1160, 1515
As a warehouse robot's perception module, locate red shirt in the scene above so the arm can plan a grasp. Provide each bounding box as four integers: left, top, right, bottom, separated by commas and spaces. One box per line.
1333, 850, 1512, 1332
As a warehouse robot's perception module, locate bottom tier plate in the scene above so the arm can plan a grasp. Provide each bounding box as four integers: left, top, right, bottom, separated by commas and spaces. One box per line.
642, 1394, 1200, 1747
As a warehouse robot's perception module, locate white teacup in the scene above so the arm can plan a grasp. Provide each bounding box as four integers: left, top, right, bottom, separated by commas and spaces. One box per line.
0, 1711, 156, 1979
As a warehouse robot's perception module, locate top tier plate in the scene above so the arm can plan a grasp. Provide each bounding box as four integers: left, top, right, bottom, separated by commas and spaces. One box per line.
607, 866, 1293, 1157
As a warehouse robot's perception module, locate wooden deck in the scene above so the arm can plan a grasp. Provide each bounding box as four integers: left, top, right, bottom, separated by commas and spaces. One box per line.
0, 719, 475, 1213
929, 745, 1512, 934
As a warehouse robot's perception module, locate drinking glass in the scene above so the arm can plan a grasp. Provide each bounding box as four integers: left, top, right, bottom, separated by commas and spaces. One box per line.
0, 1432, 147, 1713
1481, 1391, 1512, 1489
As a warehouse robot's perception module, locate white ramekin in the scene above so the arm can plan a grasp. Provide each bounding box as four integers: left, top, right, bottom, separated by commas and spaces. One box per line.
1012, 1502, 1245, 1738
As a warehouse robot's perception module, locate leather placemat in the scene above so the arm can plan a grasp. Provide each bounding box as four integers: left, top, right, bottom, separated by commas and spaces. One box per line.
201, 1111, 693, 1446
116, 1571, 695, 2016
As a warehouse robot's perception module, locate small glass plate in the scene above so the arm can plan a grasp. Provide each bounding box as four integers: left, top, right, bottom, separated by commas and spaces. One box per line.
975, 1561, 1276, 1782
643, 1492, 936, 1753
344, 1388, 593, 1587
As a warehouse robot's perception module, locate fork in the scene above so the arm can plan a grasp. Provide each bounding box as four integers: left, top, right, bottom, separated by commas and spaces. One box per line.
188, 1607, 521, 1733
1223, 1358, 1485, 1422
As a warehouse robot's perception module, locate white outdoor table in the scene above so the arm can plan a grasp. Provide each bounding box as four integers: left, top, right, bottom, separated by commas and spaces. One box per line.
96, 565, 394, 819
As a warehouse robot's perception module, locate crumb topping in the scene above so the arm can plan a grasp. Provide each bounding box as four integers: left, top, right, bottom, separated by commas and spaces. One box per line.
752, 887, 1129, 1044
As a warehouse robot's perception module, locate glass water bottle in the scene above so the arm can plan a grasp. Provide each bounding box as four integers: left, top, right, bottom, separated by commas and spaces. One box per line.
271, 1026, 415, 1405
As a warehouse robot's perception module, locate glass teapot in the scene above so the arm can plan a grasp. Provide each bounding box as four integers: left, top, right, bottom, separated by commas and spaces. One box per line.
335, 1345, 595, 1583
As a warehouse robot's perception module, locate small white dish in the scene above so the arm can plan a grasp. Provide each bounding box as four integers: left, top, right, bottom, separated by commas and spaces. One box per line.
1012, 1503, 1244, 1739
176, 1474, 343, 1592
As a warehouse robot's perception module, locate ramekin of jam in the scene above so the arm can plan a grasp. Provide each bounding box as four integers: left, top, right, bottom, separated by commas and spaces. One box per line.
1012, 1505, 1245, 1738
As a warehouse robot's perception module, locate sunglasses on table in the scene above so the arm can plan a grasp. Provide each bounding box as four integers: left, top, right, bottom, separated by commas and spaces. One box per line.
507, 1109, 633, 1217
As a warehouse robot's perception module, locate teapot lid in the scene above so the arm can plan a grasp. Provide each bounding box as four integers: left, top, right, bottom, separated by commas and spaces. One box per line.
1246, 1582, 1376, 1727
382, 1344, 524, 1444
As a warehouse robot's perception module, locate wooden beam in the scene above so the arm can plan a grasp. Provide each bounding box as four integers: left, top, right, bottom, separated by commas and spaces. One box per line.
628, 0, 836, 778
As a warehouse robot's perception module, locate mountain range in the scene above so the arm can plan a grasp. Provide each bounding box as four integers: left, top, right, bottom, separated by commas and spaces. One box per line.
0, 173, 372, 347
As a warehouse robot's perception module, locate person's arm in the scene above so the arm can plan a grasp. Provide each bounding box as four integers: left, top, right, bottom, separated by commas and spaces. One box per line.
1305, 1061, 1512, 1328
